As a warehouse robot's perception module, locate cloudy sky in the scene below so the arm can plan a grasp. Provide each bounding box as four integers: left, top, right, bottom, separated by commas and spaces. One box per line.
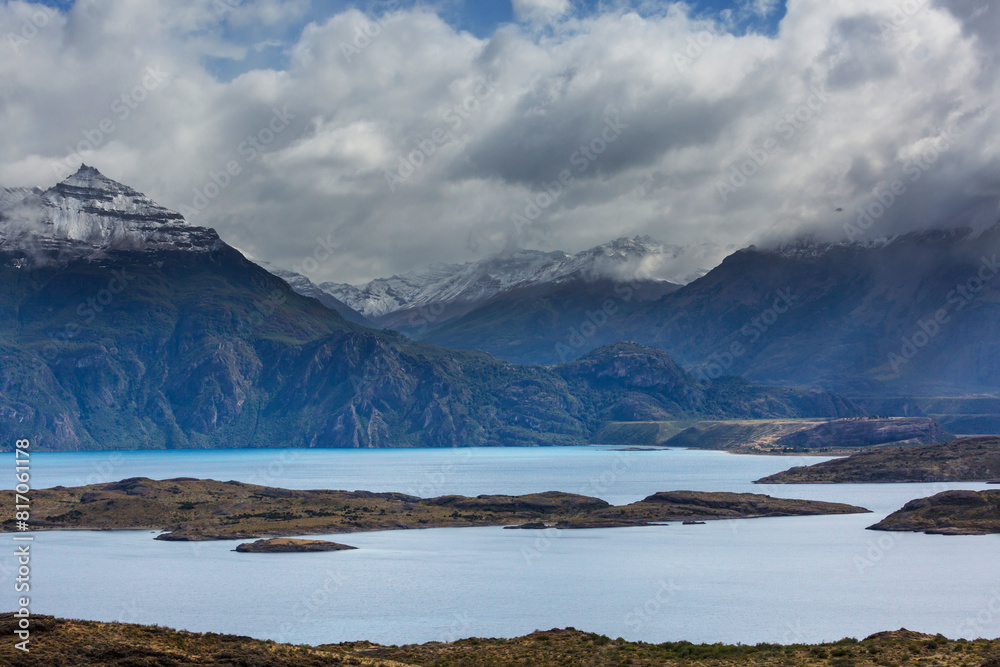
1, 0, 998, 284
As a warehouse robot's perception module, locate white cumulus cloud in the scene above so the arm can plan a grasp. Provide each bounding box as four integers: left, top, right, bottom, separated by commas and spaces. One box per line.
0, 0, 997, 284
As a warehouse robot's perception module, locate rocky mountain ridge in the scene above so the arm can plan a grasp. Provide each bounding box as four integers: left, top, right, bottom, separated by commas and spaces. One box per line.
0, 165, 220, 264
323, 236, 720, 322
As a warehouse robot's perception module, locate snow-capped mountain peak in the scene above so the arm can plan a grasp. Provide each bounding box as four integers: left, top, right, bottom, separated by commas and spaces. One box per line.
320, 249, 568, 320
0, 165, 220, 263
323, 236, 727, 320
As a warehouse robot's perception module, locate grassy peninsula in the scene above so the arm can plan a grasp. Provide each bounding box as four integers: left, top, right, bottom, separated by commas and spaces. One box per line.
596, 417, 951, 454
757, 437, 1000, 484
0, 477, 868, 541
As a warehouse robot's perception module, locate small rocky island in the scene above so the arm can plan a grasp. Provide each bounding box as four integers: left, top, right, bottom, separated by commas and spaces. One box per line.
234, 538, 357, 553
0, 478, 869, 541
869, 490, 1000, 535
757, 437, 1000, 484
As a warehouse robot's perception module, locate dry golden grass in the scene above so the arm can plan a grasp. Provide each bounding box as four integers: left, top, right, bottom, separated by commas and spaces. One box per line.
2, 616, 998, 667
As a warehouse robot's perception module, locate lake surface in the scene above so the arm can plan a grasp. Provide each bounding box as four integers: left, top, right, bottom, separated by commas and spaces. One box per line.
3, 447, 999, 646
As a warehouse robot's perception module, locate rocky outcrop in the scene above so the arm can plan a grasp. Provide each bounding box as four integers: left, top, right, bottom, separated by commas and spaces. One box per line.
0, 165, 221, 263
869, 490, 1000, 535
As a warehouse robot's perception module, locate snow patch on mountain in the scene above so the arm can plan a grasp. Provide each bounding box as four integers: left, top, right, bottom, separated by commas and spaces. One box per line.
325, 236, 727, 320
0, 165, 220, 264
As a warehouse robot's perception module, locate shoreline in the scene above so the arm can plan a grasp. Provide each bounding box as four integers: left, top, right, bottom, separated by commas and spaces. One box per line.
0, 442, 863, 457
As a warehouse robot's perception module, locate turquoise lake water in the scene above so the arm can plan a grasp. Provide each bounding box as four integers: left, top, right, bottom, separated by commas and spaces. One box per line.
2, 447, 998, 645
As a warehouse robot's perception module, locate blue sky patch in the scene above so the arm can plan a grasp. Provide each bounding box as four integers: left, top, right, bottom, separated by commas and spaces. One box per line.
26, 0, 786, 81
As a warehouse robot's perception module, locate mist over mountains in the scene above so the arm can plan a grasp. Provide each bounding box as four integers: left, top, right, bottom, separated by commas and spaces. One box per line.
7, 0, 998, 284
273, 219, 1000, 392
317, 237, 720, 326
619, 228, 1000, 396
0, 167, 863, 451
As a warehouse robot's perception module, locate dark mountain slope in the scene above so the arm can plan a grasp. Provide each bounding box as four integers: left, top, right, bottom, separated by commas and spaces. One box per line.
416, 277, 679, 364
260, 263, 374, 327
0, 251, 860, 451
620, 228, 1000, 395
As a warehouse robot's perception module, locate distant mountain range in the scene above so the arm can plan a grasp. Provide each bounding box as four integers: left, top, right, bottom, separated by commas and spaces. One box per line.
319, 236, 723, 340
269, 237, 723, 362
257, 262, 374, 328
322, 237, 721, 322
275, 226, 1000, 397
0, 167, 857, 451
